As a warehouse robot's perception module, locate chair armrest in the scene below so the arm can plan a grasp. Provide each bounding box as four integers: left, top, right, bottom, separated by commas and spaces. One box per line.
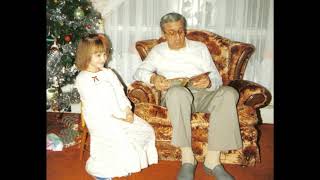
136, 39, 160, 60
229, 42, 255, 80
127, 81, 160, 105
228, 80, 272, 109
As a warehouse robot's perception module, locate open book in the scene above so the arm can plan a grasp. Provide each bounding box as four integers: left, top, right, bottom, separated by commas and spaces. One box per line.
167, 72, 210, 88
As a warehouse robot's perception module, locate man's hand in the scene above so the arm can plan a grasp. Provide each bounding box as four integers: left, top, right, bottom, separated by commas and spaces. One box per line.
188, 73, 211, 89
150, 73, 170, 91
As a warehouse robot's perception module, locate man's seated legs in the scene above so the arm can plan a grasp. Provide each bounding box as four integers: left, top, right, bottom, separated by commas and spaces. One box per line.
162, 86, 195, 164
193, 86, 241, 180
162, 86, 197, 180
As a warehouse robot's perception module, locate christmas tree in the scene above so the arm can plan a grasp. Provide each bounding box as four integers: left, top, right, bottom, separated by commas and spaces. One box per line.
46, 0, 103, 112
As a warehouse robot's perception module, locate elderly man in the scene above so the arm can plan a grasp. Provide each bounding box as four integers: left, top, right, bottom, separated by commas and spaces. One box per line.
134, 12, 242, 180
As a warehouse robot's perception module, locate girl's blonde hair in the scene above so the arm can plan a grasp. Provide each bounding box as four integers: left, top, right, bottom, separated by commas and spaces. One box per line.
75, 34, 111, 71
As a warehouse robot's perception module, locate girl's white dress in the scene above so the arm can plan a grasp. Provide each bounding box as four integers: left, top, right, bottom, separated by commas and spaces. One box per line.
75, 68, 158, 178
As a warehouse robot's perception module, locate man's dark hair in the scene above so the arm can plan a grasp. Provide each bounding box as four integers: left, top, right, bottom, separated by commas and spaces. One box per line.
160, 12, 187, 32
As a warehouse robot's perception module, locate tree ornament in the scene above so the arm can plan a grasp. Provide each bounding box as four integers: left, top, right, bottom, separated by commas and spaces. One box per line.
50, 38, 59, 51
85, 24, 91, 30
64, 34, 72, 42
47, 87, 57, 101
74, 7, 85, 20
58, 20, 64, 26
47, 87, 60, 111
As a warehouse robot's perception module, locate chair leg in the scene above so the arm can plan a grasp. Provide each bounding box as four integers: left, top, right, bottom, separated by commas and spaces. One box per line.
80, 129, 88, 160
79, 137, 85, 160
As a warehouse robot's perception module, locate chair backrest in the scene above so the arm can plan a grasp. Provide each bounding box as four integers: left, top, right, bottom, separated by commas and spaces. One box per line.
136, 29, 255, 85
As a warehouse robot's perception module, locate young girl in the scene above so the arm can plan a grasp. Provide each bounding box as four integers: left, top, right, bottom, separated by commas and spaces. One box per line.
75, 34, 158, 180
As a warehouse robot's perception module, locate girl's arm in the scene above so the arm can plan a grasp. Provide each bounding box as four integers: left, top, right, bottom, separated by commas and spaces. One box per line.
104, 68, 134, 123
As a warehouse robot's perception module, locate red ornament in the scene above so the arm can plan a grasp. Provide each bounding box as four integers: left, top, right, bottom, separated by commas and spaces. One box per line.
85, 24, 91, 29
64, 35, 72, 42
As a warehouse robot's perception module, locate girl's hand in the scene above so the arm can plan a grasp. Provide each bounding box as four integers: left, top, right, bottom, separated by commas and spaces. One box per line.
126, 110, 134, 123
124, 106, 134, 123
111, 112, 133, 123
98, 67, 108, 71
112, 106, 134, 123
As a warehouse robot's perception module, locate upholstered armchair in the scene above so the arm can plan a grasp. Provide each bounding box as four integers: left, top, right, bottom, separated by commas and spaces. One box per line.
127, 29, 272, 166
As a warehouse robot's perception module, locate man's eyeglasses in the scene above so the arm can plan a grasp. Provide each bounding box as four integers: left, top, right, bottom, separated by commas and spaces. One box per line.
164, 29, 185, 37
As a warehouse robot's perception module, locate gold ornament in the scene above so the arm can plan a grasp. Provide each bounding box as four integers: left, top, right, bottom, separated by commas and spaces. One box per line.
47, 88, 57, 100
74, 7, 85, 20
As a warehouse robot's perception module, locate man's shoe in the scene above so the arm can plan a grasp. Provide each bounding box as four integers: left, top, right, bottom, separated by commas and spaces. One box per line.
177, 163, 197, 180
203, 164, 235, 180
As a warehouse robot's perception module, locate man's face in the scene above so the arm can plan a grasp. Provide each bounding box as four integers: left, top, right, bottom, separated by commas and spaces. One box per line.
163, 19, 186, 50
